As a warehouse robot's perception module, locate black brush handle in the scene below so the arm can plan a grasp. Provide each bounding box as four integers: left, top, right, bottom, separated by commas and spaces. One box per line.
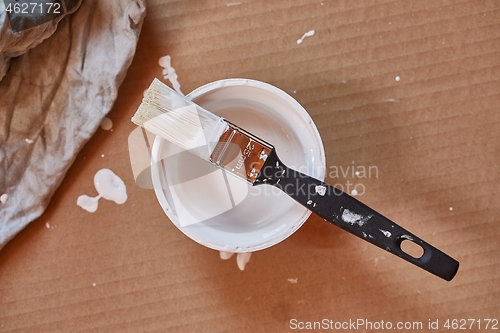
254, 150, 459, 281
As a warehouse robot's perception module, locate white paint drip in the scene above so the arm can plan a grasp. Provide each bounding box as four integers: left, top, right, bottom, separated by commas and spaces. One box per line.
159, 55, 183, 95
341, 209, 372, 226
315, 185, 326, 196
379, 229, 392, 237
25, 138, 34, 144
77, 169, 127, 213
219, 251, 234, 260
287, 278, 298, 284
297, 30, 315, 44
236, 252, 252, 271
0, 193, 8, 204
220, 251, 252, 270
100, 117, 113, 131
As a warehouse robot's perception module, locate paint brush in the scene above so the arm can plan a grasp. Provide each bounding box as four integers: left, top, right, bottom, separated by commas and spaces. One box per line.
132, 78, 459, 281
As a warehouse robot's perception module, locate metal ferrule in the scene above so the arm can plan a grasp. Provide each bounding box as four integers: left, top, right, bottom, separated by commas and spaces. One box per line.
210, 122, 273, 184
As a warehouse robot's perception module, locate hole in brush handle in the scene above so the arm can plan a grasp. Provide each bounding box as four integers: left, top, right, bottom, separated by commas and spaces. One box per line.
400, 238, 425, 259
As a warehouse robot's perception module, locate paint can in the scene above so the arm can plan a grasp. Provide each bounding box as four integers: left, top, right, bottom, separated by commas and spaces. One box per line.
151, 79, 325, 252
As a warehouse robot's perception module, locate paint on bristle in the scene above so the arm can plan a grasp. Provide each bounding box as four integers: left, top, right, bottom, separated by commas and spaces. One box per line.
132, 79, 228, 160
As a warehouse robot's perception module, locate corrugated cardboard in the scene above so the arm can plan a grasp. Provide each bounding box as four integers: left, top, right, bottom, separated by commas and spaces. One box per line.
1, 0, 499, 332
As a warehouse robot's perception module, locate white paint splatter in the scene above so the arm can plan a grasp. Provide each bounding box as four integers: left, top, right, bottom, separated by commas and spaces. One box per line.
77, 195, 99, 213
395, 76, 401, 82
315, 185, 326, 196
45, 222, 50, 229
236, 252, 252, 271
77, 169, 127, 213
92, 283, 96, 287
449, 207, 453, 211
287, 278, 298, 284
297, 30, 315, 44
351, 189, 358, 196
100, 117, 113, 131
355, 171, 360, 176
0, 193, 8, 204
101, 154, 105, 158
226, 1, 242, 6
307, 200, 313, 205
401, 234, 413, 241
159, 55, 183, 95
379, 229, 392, 237
25, 138, 34, 144
341, 209, 372, 226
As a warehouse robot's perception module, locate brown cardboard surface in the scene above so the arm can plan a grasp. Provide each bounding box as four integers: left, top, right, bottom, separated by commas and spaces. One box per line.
1, 0, 499, 332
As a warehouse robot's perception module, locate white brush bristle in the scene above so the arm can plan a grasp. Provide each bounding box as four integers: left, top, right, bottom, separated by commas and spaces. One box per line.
132, 78, 228, 160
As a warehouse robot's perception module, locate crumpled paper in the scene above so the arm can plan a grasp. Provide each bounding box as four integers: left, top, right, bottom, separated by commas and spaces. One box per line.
0, 0, 147, 250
